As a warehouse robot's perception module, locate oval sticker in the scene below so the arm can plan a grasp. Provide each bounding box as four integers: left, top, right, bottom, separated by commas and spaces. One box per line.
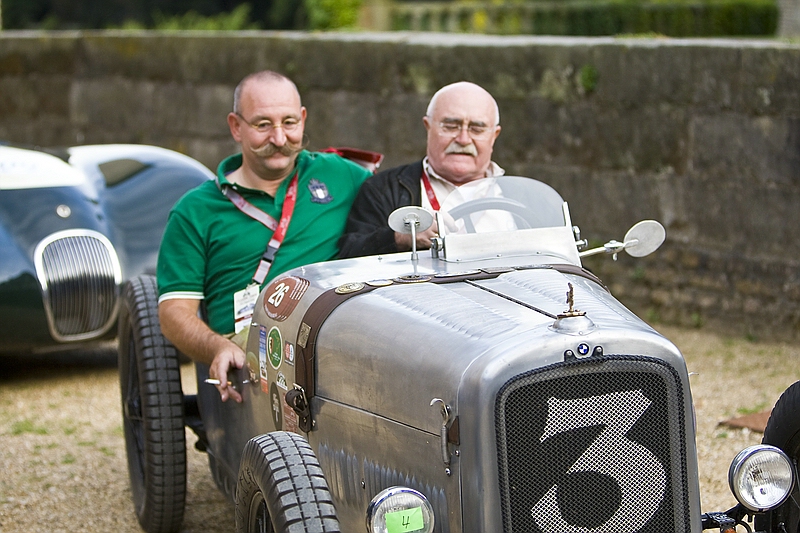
264, 276, 310, 322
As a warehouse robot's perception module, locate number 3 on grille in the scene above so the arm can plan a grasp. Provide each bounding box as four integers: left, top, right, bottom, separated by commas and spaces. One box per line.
532, 390, 667, 533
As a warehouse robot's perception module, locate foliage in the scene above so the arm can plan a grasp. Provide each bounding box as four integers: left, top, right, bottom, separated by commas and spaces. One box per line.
118, 3, 261, 30
304, 0, 362, 29
1, 0, 282, 30
1, 0, 778, 34
391, 0, 779, 37
579, 64, 598, 94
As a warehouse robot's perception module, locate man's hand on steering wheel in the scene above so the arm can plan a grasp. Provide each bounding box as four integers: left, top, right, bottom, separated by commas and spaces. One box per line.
394, 218, 439, 251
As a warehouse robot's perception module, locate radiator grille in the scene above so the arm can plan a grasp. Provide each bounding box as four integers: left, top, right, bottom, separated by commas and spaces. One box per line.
35, 230, 121, 341
496, 356, 689, 533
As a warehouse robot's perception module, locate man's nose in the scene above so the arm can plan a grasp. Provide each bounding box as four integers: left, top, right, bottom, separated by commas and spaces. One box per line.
455, 125, 472, 145
268, 125, 287, 145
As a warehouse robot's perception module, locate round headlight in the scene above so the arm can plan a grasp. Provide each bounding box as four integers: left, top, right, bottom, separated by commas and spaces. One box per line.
728, 444, 795, 512
366, 487, 434, 533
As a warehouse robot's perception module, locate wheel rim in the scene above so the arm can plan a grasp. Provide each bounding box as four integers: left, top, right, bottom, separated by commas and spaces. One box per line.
247, 490, 273, 533
122, 332, 147, 508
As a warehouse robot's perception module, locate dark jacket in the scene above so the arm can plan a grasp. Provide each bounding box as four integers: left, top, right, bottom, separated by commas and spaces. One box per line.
338, 160, 423, 258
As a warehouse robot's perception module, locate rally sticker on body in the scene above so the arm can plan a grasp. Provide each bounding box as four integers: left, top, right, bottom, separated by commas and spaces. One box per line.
275, 375, 299, 433
263, 276, 310, 322
259, 326, 269, 394
284, 341, 295, 366
268, 327, 282, 370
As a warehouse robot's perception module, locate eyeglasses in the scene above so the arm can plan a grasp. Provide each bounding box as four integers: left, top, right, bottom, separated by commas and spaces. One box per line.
236, 113, 302, 134
435, 120, 495, 140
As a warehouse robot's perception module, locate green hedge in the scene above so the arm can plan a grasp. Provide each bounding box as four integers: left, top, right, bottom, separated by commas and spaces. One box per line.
391, 0, 778, 36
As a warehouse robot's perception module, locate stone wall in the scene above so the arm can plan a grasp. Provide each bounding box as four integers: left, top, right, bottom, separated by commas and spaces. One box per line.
1, 31, 799, 340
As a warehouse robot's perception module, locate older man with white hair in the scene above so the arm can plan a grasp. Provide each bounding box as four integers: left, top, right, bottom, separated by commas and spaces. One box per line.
338, 81, 505, 257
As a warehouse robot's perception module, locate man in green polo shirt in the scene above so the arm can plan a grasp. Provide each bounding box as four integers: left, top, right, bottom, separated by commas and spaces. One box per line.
157, 71, 371, 402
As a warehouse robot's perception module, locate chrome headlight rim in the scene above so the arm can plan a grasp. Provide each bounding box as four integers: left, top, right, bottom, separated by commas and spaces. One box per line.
366, 486, 435, 533
728, 444, 795, 512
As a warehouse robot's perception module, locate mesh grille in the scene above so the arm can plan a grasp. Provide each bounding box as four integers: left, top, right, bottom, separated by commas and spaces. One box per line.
496, 356, 689, 533
37, 232, 120, 340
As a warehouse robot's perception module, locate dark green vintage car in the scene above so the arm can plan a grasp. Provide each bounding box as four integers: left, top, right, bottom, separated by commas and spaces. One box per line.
0, 143, 212, 354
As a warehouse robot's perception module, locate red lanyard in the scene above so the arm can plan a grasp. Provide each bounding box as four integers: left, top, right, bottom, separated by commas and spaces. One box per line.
420, 169, 441, 211
270, 173, 298, 247
218, 172, 299, 284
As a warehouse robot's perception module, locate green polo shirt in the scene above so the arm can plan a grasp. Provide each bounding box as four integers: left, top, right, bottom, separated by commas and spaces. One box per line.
157, 150, 371, 334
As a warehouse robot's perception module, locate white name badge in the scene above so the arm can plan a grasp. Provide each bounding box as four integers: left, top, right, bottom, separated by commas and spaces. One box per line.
233, 283, 260, 334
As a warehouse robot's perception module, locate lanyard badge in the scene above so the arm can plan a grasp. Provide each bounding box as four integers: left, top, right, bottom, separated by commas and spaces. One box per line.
233, 283, 260, 333
220, 171, 300, 333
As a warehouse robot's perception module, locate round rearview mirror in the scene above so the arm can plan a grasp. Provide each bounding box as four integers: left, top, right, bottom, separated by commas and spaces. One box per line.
623, 220, 666, 257
388, 206, 434, 235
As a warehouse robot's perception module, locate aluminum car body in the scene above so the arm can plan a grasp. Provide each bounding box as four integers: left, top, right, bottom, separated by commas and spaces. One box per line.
196, 176, 703, 533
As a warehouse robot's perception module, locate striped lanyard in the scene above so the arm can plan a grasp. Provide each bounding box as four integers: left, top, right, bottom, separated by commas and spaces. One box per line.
218, 171, 299, 285
420, 169, 441, 211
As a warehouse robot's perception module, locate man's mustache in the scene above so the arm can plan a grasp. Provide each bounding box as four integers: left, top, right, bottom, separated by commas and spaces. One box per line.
250, 138, 306, 158
445, 141, 478, 156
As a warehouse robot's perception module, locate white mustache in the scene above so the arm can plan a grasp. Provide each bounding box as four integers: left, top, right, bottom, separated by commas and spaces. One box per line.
445, 141, 477, 156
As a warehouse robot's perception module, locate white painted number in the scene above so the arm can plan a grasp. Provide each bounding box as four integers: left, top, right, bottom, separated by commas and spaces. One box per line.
267, 282, 290, 308
531, 390, 666, 533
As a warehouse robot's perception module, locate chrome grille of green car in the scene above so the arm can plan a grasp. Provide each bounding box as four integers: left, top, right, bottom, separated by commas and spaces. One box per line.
496, 355, 690, 533
34, 230, 121, 341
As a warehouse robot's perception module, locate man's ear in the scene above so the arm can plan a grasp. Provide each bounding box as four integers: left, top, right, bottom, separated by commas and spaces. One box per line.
491, 124, 502, 144
227, 112, 242, 142
422, 115, 432, 133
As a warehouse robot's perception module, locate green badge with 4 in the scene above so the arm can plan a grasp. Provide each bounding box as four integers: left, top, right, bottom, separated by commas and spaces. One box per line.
385, 506, 424, 532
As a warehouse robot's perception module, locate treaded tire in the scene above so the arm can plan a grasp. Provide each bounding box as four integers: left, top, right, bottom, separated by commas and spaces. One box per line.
235, 432, 340, 533
755, 380, 800, 533
119, 274, 187, 533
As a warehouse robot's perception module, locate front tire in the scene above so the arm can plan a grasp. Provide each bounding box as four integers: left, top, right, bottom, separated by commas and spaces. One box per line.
119, 274, 187, 533
235, 432, 340, 533
755, 381, 800, 533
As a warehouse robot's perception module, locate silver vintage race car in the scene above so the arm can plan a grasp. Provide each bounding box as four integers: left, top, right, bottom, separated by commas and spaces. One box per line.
119, 175, 796, 533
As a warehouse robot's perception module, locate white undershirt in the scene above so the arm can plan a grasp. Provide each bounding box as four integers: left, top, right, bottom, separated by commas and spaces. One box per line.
421, 158, 515, 234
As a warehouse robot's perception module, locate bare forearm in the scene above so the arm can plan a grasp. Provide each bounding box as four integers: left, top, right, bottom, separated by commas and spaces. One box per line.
159, 298, 244, 402
159, 300, 235, 366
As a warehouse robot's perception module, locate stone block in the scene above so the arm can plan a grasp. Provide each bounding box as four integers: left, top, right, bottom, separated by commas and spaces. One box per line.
0, 34, 78, 76
79, 33, 258, 83
303, 90, 382, 152
591, 40, 694, 108
184, 138, 237, 171
739, 46, 800, 115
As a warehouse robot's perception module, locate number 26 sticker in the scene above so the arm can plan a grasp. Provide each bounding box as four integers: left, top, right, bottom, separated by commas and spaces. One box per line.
263, 276, 309, 322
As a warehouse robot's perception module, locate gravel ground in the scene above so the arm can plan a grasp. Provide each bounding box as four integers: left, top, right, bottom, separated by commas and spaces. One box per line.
1, 325, 799, 533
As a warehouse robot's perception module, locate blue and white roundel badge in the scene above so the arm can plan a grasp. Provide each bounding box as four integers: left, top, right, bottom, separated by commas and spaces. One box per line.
308, 179, 333, 204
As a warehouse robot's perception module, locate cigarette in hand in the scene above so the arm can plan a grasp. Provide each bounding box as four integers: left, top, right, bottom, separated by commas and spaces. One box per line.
204, 378, 250, 386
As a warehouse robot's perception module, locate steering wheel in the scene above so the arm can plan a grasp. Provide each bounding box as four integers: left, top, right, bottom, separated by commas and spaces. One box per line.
446, 197, 537, 233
